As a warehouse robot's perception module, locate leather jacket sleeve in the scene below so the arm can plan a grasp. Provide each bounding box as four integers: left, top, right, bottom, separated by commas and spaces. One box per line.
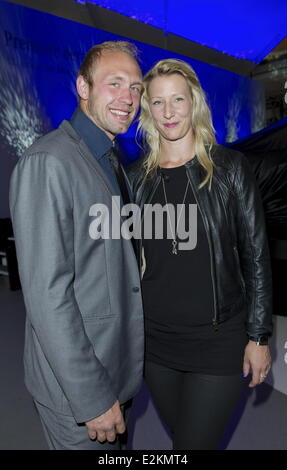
233, 153, 273, 338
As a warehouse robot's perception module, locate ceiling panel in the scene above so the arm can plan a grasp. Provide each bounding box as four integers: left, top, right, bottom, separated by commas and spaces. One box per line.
78, 0, 287, 63
80, 0, 166, 28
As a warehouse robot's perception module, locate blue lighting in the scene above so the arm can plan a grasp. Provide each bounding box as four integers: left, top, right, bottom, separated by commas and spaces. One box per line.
80, 0, 287, 63
74, 0, 165, 28
0, 0, 265, 162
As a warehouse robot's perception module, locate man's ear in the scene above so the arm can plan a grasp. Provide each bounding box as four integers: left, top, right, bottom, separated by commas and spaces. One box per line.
76, 75, 89, 100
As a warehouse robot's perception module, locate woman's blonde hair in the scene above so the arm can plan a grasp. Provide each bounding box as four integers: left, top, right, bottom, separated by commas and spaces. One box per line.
138, 59, 216, 188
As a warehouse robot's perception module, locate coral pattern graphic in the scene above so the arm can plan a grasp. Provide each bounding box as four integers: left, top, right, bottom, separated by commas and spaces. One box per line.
0, 50, 51, 157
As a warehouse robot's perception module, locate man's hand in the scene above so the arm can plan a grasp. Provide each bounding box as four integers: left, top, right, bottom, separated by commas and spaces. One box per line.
85, 400, 125, 442
243, 341, 271, 387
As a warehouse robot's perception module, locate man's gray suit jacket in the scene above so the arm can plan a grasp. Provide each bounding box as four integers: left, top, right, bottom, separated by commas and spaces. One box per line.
9, 120, 144, 423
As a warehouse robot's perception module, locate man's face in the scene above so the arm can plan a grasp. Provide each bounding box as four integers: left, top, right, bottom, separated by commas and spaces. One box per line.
77, 51, 143, 140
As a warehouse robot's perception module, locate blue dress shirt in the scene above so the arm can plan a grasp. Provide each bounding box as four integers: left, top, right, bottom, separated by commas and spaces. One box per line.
70, 107, 120, 193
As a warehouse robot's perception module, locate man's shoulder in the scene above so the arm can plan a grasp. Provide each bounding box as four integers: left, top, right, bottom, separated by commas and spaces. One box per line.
22, 120, 79, 162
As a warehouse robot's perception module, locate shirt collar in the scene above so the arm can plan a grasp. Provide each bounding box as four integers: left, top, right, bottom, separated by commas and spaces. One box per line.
70, 107, 113, 161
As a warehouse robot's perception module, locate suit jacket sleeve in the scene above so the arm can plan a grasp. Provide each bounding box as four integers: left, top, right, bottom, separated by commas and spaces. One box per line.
9, 151, 117, 423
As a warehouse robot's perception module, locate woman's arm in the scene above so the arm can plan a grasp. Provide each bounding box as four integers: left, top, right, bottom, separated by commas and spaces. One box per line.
233, 153, 273, 385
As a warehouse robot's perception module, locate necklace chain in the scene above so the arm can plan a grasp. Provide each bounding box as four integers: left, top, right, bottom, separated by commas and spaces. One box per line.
161, 174, 190, 255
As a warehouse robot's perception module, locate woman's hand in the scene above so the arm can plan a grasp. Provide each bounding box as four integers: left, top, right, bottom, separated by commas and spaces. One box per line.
243, 341, 272, 387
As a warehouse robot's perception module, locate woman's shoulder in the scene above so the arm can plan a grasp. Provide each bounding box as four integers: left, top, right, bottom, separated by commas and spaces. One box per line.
211, 144, 247, 171
126, 155, 147, 184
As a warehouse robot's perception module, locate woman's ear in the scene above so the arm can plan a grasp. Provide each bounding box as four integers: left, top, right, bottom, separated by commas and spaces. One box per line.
76, 75, 89, 100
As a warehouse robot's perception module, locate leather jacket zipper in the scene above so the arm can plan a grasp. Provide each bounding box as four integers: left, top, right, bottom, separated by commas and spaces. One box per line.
138, 175, 161, 268
185, 169, 218, 330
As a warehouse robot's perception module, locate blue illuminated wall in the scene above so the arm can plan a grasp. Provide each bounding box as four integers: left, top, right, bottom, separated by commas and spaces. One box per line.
0, 0, 264, 216
81, 0, 287, 63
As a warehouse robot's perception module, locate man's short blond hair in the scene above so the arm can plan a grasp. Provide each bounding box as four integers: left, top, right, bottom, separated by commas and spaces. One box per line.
78, 41, 140, 87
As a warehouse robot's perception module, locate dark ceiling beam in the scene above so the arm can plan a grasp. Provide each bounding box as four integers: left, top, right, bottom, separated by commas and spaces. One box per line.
6, 0, 255, 76
6, 0, 95, 26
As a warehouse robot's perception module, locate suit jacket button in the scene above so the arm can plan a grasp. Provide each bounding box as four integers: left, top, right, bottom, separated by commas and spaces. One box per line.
132, 287, 140, 293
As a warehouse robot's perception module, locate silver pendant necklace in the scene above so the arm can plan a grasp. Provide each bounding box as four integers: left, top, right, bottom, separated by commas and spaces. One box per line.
161, 172, 190, 255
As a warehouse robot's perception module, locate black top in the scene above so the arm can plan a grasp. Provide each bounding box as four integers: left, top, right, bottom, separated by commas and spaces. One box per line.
142, 164, 247, 374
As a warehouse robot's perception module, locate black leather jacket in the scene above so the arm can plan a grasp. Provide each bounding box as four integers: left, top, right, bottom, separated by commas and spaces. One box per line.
127, 145, 273, 339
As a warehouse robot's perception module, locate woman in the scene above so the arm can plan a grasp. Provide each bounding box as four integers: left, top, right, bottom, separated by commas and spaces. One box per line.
129, 59, 272, 450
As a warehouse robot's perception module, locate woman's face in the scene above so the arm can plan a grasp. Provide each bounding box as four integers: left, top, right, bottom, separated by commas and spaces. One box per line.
147, 73, 193, 143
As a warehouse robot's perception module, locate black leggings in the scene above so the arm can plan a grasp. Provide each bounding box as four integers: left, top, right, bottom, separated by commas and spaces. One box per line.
145, 361, 244, 450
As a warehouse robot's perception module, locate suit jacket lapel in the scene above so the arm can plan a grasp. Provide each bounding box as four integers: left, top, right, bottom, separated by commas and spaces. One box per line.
60, 120, 118, 198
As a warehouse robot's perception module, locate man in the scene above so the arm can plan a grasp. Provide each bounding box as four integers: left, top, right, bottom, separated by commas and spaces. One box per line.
9, 41, 144, 450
